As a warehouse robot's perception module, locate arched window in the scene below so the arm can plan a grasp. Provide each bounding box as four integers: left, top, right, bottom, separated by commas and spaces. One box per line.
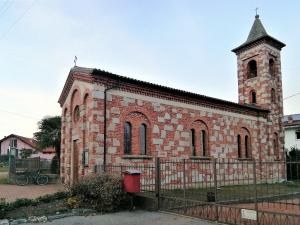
250, 90, 257, 104
73, 106, 80, 122
191, 120, 209, 157
124, 122, 132, 154
140, 124, 147, 155
274, 133, 279, 159
237, 135, 242, 158
248, 60, 257, 78
271, 88, 276, 103
191, 129, 196, 156
201, 130, 207, 157
245, 135, 250, 158
269, 59, 275, 76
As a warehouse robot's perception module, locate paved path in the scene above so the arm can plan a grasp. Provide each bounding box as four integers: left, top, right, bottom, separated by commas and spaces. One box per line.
26, 211, 217, 225
0, 184, 64, 202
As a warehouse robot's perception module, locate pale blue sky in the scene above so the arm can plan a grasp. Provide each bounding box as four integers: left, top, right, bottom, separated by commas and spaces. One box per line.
0, 0, 299, 138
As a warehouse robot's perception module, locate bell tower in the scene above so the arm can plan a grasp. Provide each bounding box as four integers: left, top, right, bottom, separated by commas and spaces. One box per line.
232, 15, 286, 160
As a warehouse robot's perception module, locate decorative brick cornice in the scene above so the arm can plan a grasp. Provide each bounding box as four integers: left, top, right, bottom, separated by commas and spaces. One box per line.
58, 66, 269, 118
91, 69, 269, 118
58, 67, 94, 106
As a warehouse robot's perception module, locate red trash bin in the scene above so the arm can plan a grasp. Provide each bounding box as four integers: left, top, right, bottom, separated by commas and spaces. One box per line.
123, 169, 141, 193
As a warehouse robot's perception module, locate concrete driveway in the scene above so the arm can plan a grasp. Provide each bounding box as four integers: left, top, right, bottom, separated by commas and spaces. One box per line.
26, 211, 217, 225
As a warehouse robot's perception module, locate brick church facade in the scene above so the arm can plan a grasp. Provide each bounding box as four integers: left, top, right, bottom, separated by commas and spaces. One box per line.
59, 15, 285, 184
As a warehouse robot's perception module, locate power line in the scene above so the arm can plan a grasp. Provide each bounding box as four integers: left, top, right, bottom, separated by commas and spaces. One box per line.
0, 108, 40, 120
0, 0, 13, 19
283, 92, 300, 101
0, 0, 37, 40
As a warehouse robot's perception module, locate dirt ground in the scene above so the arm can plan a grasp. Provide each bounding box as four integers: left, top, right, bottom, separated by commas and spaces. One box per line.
0, 184, 65, 202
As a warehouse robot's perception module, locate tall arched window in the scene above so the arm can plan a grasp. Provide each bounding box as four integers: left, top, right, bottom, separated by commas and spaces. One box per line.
191, 129, 196, 156
271, 88, 276, 103
73, 105, 80, 123
191, 120, 209, 157
269, 59, 275, 76
124, 122, 132, 154
140, 124, 147, 155
248, 60, 257, 78
201, 130, 207, 156
250, 91, 257, 104
237, 135, 242, 158
245, 135, 249, 158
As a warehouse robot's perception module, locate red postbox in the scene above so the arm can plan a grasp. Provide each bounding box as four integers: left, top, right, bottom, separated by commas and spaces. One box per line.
123, 169, 141, 193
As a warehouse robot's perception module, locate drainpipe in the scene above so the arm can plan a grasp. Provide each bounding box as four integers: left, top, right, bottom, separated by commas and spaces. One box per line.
103, 82, 120, 172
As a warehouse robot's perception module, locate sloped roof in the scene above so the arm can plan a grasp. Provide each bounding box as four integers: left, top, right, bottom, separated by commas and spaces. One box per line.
232, 15, 285, 53
283, 114, 300, 128
0, 134, 36, 149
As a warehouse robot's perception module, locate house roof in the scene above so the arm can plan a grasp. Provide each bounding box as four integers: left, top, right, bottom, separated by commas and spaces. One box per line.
283, 114, 300, 128
232, 15, 285, 53
58, 66, 269, 117
0, 134, 36, 149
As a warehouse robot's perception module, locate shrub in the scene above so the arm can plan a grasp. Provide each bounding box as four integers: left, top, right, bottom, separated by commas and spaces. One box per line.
50, 155, 59, 174
66, 196, 80, 209
70, 173, 128, 212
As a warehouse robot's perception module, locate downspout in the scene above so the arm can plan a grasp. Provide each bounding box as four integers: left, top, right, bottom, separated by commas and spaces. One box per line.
103, 82, 120, 171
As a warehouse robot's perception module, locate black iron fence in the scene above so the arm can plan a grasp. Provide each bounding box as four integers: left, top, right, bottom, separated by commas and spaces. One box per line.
97, 159, 300, 225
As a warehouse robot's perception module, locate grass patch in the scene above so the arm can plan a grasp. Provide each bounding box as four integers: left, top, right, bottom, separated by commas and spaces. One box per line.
161, 181, 300, 202
0, 177, 12, 185
0, 167, 8, 173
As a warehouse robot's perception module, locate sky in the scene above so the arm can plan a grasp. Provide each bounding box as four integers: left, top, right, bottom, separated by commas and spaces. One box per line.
0, 0, 300, 139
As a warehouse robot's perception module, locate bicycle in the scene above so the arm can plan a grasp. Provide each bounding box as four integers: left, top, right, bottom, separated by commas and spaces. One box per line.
15, 170, 49, 186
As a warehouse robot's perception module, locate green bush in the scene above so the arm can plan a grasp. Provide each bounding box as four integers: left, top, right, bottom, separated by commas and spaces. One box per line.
70, 173, 128, 212
50, 155, 59, 174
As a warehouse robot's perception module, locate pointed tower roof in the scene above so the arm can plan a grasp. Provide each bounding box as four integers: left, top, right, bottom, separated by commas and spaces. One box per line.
232, 15, 285, 53
246, 15, 267, 43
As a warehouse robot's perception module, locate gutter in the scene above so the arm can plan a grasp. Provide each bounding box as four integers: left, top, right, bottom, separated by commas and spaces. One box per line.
103, 82, 120, 171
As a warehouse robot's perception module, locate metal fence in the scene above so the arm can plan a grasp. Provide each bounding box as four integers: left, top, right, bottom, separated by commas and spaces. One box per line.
9, 157, 58, 176
97, 158, 300, 225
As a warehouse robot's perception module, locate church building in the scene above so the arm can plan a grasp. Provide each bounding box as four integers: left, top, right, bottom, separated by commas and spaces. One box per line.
59, 15, 285, 184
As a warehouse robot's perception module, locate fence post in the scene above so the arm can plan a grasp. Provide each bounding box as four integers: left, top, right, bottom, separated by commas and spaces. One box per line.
155, 157, 161, 210
253, 160, 259, 225
213, 158, 218, 221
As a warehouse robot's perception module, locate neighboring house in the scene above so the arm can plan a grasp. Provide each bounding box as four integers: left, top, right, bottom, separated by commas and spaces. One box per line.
0, 134, 55, 159
283, 114, 300, 151
58, 15, 286, 184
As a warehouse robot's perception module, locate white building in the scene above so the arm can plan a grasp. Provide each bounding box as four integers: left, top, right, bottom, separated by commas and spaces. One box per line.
283, 114, 300, 151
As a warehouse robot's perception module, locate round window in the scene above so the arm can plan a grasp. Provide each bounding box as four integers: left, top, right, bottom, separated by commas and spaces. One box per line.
73, 106, 80, 122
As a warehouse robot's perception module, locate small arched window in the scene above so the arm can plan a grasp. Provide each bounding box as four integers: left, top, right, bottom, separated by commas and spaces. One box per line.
250, 91, 257, 104
271, 88, 276, 103
237, 135, 242, 158
140, 124, 147, 155
124, 122, 132, 154
248, 60, 257, 78
245, 135, 250, 158
201, 130, 207, 157
191, 129, 196, 156
269, 59, 275, 76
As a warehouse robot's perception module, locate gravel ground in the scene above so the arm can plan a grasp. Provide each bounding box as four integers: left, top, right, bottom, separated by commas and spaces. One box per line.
25, 210, 217, 225
0, 184, 64, 202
